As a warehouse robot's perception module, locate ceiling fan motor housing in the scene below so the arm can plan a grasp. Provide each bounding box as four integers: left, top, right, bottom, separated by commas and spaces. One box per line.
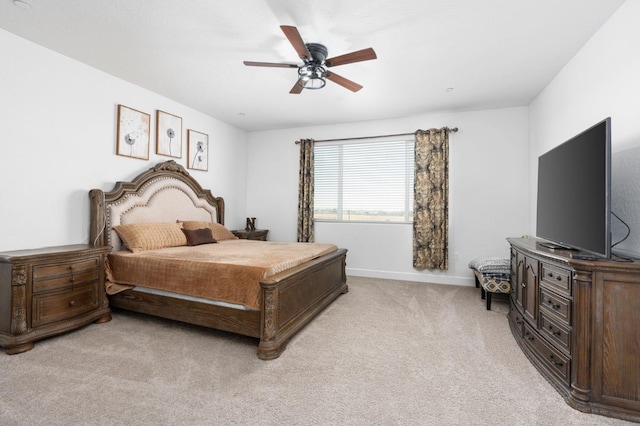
306, 43, 328, 64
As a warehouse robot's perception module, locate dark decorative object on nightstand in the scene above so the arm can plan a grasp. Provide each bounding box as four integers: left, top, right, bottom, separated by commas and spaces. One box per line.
245, 217, 257, 231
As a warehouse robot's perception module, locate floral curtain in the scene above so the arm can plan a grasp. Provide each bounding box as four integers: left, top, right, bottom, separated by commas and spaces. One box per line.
297, 139, 315, 242
413, 128, 450, 270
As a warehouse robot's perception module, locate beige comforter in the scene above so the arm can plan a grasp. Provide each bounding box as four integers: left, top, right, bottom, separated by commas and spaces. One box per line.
106, 239, 338, 310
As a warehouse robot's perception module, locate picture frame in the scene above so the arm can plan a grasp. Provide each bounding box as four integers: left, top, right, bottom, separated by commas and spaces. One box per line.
187, 129, 209, 171
116, 104, 150, 160
156, 110, 182, 158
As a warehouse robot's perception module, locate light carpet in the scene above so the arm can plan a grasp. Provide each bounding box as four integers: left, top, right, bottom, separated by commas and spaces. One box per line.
0, 276, 633, 425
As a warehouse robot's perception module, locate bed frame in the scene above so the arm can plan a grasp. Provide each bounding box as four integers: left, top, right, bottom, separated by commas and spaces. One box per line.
89, 160, 347, 359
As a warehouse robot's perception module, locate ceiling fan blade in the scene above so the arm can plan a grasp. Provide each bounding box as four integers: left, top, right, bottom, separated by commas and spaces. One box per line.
325, 48, 377, 67
325, 71, 363, 92
280, 25, 312, 60
289, 79, 306, 94
243, 61, 299, 68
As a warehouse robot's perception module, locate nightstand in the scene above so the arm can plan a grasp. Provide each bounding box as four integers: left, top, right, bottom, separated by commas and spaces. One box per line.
0, 244, 111, 355
232, 229, 269, 241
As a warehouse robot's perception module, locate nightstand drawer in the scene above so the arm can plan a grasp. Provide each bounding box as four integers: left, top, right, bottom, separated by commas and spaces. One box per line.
33, 258, 99, 293
32, 283, 99, 328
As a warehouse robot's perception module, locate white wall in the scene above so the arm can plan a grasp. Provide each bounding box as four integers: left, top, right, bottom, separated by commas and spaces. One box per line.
0, 28, 248, 252
529, 0, 640, 257
247, 107, 530, 286
9, 0, 634, 282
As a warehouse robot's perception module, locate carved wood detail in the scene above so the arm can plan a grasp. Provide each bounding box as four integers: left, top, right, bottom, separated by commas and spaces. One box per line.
570, 269, 592, 406
262, 289, 277, 341
10, 266, 28, 335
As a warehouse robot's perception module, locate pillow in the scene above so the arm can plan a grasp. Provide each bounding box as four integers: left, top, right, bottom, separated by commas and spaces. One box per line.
181, 227, 217, 246
180, 221, 238, 241
468, 257, 510, 274
113, 222, 187, 252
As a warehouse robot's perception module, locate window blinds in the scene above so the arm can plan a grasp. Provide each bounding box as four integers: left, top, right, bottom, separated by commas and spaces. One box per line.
314, 138, 414, 223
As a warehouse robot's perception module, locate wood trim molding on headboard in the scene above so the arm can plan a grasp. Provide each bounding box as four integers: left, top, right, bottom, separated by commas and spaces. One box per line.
89, 160, 225, 247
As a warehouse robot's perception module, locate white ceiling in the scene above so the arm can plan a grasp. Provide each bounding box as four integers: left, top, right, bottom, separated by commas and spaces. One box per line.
0, 0, 625, 132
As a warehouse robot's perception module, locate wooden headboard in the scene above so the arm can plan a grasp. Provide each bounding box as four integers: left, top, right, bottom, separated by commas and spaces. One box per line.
89, 160, 225, 252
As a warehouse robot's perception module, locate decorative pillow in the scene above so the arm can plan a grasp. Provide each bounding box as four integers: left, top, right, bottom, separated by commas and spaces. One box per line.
180, 221, 238, 241
181, 227, 217, 246
113, 222, 187, 252
468, 257, 511, 274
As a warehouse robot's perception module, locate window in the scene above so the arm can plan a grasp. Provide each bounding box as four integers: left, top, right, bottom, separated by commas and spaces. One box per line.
314, 138, 414, 223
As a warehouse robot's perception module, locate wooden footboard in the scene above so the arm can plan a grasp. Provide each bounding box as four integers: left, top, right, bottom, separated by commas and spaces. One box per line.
258, 248, 348, 360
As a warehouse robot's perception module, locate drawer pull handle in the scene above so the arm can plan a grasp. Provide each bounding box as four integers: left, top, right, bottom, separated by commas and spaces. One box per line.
549, 354, 564, 367
546, 299, 561, 310
556, 276, 562, 281
524, 331, 535, 341
69, 300, 76, 307
548, 325, 562, 336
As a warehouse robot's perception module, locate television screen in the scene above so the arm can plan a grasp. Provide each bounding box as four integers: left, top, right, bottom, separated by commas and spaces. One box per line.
536, 118, 611, 258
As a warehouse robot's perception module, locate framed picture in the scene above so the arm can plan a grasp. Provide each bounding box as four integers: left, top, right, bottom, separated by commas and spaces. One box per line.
187, 129, 208, 171
156, 110, 182, 158
116, 104, 150, 160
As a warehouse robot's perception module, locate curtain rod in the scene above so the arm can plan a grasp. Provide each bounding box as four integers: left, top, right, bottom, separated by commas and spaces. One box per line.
295, 127, 458, 144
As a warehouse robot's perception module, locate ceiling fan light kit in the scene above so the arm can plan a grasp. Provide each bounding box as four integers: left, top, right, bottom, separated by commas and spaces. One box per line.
298, 64, 326, 89
244, 25, 377, 94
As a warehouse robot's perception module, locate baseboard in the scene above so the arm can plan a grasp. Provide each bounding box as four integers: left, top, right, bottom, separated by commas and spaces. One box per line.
346, 267, 475, 287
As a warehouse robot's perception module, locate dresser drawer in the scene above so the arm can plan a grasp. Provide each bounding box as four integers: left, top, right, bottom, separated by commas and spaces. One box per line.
32, 258, 99, 293
509, 303, 524, 337
540, 263, 571, 296
539, 287, 571, 324
539, 311, 571, 354
32, 283, 99, 328
524, 323, 570, 386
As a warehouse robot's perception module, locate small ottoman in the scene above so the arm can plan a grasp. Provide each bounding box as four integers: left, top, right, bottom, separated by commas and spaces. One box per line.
468, 257, 511, 310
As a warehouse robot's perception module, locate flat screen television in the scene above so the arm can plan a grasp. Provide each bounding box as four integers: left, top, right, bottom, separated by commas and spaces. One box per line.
536, 117, 611, 259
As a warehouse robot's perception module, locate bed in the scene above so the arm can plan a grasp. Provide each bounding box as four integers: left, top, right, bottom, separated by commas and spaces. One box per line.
89, 160, 347, 359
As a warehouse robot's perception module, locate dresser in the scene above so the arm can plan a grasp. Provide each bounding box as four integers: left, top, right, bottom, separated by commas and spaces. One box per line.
0, 244, 111, 354
508, 237, 640, 422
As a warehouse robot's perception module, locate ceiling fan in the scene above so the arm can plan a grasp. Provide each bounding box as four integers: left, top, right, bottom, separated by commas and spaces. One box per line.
244, 25, 377, 94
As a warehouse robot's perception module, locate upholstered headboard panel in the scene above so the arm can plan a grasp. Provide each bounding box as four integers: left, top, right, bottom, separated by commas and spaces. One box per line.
90, 161, 225, 252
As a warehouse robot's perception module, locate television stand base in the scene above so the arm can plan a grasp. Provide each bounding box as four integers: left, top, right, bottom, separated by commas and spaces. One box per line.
508, 237, 640, 423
